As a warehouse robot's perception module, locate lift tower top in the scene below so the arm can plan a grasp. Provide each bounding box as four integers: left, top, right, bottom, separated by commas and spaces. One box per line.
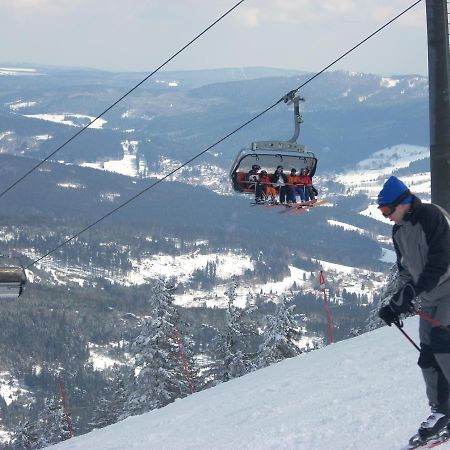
426, 0, 450, 212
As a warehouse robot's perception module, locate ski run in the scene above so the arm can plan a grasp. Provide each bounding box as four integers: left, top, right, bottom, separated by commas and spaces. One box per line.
48, 317, 450, 450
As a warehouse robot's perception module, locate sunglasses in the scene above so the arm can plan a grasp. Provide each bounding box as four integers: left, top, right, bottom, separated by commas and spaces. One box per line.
379, 204, 396, 218
378, 189, 411, 218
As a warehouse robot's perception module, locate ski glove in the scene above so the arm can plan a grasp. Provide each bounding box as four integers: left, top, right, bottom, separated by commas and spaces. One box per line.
390, 283, 416, 314
378, 304, 399, 326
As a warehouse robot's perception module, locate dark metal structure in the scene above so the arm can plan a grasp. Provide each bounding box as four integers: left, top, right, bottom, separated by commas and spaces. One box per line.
426, 0, 450, 212
0, 256, 27, 300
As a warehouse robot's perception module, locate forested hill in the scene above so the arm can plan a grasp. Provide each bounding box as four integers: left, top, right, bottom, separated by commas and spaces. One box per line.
0, 153, 385, 269
0, 65, 428, 447
0, 65, 428, 174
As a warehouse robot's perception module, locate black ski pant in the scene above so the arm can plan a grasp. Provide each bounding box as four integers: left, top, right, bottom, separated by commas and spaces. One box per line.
278, 186, 287, 203
418, 302, 450, 416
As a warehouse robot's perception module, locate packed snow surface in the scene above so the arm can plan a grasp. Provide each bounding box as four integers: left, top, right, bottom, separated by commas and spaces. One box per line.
49, 317, 450, 450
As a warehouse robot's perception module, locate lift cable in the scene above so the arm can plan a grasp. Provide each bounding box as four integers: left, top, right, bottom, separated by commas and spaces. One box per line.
25, 0, 422, 270
284, 0, 422, 99
0, 0, 247, 202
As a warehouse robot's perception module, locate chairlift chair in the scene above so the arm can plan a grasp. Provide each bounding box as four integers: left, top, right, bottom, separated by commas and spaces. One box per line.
0, 256, 27, 300
230, 94, 318, 194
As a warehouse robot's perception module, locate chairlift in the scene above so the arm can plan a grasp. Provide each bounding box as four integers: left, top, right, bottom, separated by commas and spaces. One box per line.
0, 256, 27, 300
230, 94, 317, 194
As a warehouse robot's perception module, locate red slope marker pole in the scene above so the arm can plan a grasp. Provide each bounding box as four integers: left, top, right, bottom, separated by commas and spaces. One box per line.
174, 327, 195, 394
319, 271, 334, 344
59, 379, 74, 438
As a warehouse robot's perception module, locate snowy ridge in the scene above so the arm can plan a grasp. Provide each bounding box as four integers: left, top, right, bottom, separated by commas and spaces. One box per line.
50, 317, 450, 450
23, 113, 107, 129
0, 67, 41, 76
340, 144, 429, 197
332, 143, 430, 223
8, 100, 37, 111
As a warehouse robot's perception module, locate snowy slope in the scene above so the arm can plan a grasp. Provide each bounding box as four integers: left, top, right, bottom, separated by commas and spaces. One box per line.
50, 317, 450, 450
338, 143, 430, 223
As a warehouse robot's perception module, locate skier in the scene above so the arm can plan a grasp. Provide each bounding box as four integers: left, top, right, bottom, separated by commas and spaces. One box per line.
377, 176, 450, 448
298, 168, 316, 202
270, 165, 288, 204
247, 164, 263, 203
259, 170, 277, 203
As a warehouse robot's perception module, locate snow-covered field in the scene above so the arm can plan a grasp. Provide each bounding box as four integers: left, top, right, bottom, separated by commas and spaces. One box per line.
50, 316, 450, 450
0, 67, 40, 76
336, 143, 431, 219
25, 243, 385, 308
23, 113, 107, 129
0, 372, 29, 406
88, 343, 122, 371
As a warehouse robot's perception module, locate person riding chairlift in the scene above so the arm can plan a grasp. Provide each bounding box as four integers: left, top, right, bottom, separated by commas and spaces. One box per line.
270, 165, 288, 204
247, 164, 261, 201
259, 170, 277, 203
298, 168, 316, 202
287, 168, 304, 203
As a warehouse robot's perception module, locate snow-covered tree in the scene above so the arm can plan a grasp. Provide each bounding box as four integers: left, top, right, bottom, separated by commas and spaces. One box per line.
257, 295, 302, 368
125, 280, 196, 416
89, 365, 132, 429
210, 280, 258, 384
36, 396, 72, 448
365, 263, 399, 332
9, 420, 40, 449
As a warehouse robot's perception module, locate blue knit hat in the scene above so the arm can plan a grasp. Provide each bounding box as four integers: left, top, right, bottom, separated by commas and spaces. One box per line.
377, 176, 412, 206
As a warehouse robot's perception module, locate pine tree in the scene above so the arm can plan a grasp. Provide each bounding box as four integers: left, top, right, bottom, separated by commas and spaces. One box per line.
89, 365, 132, 429
210, 281, 258, 384
366, 263, 399, 331
9, 420, 40, 449
257, 295, 303, 368
37, 396, 72, 448
124, 280, 196, 416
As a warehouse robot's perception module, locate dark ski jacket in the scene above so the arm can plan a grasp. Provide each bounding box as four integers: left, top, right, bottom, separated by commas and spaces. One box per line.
393, 196, 450, 306
270, 171, 288, 185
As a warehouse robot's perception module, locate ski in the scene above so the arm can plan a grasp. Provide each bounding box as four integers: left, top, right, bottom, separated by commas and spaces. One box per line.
280, 199, 329, 216
251, 199, 328, 214
250, 201, 278, 207
400, 430, 450, 449
288, 207, 308, 216
277, 200, 315, 213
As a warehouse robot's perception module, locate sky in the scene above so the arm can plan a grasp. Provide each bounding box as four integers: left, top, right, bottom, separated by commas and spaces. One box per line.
0, 0, 428, 76
49, 316, 450, 450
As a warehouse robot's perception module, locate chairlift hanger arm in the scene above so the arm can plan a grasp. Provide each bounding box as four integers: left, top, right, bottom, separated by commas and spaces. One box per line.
282, 89, 303, 104
281, 92, 305, 144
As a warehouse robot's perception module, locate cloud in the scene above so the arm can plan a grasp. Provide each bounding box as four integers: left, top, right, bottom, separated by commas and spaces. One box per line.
3, 0, 48, 6
0, 0, 423, 28
238, 7, 261, 27
0, 0, 427, 75
0, 0, 82, 16
233, 0, 423, 28
0, 0, 160, 17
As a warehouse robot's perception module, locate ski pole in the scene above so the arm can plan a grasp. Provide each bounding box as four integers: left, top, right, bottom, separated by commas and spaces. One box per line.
393, 320, 420, 352
416, 310, 444, 328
